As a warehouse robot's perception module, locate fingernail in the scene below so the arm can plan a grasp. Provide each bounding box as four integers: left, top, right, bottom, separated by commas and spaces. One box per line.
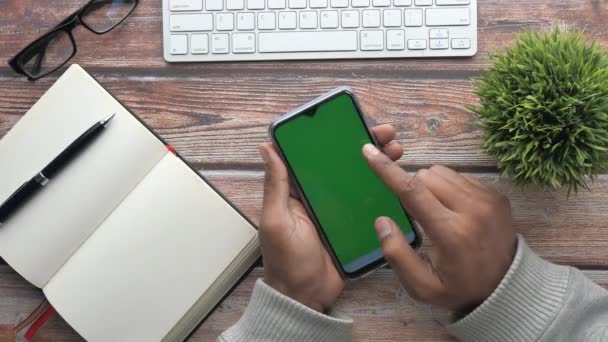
363, 144, 380, 158
375, 217, 393, 241
259, 146, 270, 164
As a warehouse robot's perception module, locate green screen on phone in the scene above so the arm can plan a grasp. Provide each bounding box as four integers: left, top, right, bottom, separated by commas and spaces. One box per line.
273, 92, 416, 276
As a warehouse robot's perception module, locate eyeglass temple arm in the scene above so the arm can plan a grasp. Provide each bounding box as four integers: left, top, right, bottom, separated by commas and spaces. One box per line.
52, 0, 107, 30
54, 7, 84, 29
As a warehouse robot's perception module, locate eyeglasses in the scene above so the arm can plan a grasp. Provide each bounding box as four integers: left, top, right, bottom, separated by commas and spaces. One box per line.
8, 0, 138, 81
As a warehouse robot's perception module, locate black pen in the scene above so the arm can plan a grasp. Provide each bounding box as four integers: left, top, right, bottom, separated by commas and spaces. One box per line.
0, 113, 116, 224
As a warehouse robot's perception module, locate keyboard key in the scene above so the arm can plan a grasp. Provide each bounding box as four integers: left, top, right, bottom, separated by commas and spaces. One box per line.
372, 0, 390, 7
247, 0, 265, 9
170, 0, 202, 11
191, 34, 209, 54
435, 0, 469, 5
211, 33, 230, 53
352, 0, 369, 7
289, 0, 307, 8
279, 11, 297, 28
383, 9, 401, 27
393, 0, 412, 6
404, 8, 422, 26
232, 33, 256, 52
259, 31, 357, 52
360, 30, 383, 50
362, 9, 380, 27
170, 34, 188, 54
429, 28, 449, 38
258, 12, 277, 29
426, 8, 470, 26
408, 39, 426, 49
227, 0, 245, 9
330, 0, 349, 8
430, 38, 448, 49
451, 38, 471, 49
321, 11, 339, 28
170, 14, 213, 31
165, 0, 475, 60
216, 13, 234, 30
341, 10, 360, 28
206, 0, 223, 10
268, 0, 286, 8
386, 29, 404, 50
299, 11, 318, 28
237, 12, 255, 30
310, 0, 328, 7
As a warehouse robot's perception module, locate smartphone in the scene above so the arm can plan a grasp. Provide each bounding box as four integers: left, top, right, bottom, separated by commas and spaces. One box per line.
269, 87, 421, 279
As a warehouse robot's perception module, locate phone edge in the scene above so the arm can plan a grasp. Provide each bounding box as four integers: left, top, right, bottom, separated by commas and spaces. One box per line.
268, 87, 422, 281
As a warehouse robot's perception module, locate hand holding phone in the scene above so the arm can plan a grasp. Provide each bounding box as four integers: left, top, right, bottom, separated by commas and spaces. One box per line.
258, 124, 405, 312
362, 146, 518, 312
270, 88, 421, 279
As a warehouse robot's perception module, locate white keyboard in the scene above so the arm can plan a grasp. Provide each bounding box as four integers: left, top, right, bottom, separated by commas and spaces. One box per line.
162, 0, 477, 62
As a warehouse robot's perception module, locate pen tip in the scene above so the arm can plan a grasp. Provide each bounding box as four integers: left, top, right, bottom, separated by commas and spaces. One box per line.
101, 113, 116, 126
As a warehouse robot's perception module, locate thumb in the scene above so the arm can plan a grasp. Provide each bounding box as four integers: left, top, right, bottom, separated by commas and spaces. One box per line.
374, 217, 441, 302
259, 143, 290, 224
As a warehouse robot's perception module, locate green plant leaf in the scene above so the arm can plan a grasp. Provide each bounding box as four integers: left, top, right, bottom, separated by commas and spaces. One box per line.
469, 27, 608, 194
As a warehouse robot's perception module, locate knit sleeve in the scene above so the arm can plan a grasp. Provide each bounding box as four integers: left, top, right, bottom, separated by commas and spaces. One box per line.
448, 235, 608, 341
218, 279, 353, 342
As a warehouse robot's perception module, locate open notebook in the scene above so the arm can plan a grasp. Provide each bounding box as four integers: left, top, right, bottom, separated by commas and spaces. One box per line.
0, 65, 260, 341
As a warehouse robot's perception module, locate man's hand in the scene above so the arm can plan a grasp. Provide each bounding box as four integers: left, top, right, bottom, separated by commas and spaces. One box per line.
259, 125, 404, 312
362, 143, 517, 312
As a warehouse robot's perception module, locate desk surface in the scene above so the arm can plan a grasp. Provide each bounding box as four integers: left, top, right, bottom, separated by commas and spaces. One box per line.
1, 0, 607, 340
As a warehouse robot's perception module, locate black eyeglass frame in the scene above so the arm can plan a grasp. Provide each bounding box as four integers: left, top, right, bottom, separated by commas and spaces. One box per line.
8, 0, 138, 81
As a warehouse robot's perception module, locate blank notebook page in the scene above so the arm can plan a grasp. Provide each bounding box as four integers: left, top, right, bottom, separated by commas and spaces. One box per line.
43, 152, 257, 341
0, 65, 167, 288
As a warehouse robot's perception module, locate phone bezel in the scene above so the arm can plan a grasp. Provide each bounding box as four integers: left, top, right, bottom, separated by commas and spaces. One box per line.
269, 86, 422, 280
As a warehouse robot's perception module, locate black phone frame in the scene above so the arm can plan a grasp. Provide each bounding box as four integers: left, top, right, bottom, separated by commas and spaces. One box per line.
269, 87, 422, 280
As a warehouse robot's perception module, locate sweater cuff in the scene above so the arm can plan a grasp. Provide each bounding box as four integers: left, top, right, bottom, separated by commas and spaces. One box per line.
448, 235, 571, 341
219, 279, 353, 342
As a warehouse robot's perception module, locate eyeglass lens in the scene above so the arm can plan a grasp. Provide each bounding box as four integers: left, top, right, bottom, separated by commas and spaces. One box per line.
21, 30, 75, 78
16, 0, 136, 79
81, 0, 137, 33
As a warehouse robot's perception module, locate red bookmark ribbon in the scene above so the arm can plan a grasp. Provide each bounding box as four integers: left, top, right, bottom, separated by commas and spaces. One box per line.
24, 305, 55, 340
166, 145, 176, 155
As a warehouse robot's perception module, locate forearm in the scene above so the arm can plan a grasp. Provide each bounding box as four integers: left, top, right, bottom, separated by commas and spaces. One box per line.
448, 235, 608, 341
218, 279, 353, 342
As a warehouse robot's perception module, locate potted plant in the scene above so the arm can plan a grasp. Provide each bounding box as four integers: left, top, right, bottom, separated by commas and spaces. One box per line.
470, 28, 608, 193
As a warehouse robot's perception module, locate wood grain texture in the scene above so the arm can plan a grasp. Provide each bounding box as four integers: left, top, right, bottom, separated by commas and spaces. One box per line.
0, 324, 16, 342
5, 169, 597, 265
2, 264, 607, 342
1, 0, 607, 340
0, 0, 606, 76
206, 171, 608, 267
0, 76, 490, 170
0, 170, 606, 340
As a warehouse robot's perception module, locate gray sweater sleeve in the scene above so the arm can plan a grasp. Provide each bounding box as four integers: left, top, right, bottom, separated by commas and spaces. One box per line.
219, 236, 608, 341
448, 235, 608, 341
217, 279, 353, 342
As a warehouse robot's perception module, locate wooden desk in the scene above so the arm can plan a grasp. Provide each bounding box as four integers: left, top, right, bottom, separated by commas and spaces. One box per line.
1, 0, 607, 340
